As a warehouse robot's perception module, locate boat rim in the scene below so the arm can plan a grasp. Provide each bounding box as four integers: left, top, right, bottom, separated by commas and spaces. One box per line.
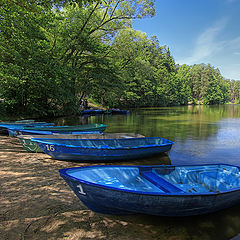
32, 137, 174, 149
23, 123, 107, 129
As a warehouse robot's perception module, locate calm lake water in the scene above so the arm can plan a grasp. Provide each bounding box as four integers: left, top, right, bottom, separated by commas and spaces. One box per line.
48, 104, 240, 240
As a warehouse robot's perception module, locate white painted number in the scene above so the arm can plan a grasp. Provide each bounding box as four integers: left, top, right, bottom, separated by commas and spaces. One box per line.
77, 184, 86, 195
46, 144, 55, 151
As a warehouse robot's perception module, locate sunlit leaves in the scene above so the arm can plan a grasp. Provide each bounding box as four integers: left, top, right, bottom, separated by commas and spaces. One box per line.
0, 0, 231, 117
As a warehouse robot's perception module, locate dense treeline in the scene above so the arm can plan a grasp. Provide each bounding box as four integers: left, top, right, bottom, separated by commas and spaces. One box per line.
0, 0, 239, 117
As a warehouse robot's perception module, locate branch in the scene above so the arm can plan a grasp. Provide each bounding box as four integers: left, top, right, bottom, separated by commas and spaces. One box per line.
62, 2, 100, 64
109, 0, 120, 19
100, 0, 114, 24
89, 15, 135, 35
77, 2, 100, 38
62, 45, 76, 64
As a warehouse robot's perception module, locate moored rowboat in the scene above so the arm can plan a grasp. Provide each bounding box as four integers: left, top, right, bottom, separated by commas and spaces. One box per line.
81, 109, 104, 115
23, 123, 107, 133
59, 164, 240, 216
32, 137, 173, 161
0, 122, 54, 135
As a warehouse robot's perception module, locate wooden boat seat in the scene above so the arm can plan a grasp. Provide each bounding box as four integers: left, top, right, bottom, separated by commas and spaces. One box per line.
139, 169, 184, 193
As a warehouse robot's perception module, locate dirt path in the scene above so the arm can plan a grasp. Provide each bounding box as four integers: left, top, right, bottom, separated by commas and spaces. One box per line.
0, 136, 175, 240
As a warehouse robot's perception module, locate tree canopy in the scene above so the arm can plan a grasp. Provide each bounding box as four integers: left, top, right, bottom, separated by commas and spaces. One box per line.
0, 0, 237, 117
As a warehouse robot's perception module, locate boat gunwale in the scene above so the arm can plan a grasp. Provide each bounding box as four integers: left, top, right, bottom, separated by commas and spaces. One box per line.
0, 122, 53, 128
32, 137, 174, 150
59, 164, 240, 196
23, 123, 107, 131
17, 133, 146, 140
17, 130, 104, 135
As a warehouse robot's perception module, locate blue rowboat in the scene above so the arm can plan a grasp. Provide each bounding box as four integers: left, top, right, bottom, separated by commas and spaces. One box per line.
14, 124, 106, 136
23, 123, 107, 133
18, 133, 144, 153
0, 122, 54, 136
32, 137, 173, 161
59, 164, 240, 216
81, 109, 104, 115
7, 123, 55, 137
15, 130, 103, 136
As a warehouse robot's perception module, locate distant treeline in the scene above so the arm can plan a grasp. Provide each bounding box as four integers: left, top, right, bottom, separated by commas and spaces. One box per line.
0, 0, 239, 117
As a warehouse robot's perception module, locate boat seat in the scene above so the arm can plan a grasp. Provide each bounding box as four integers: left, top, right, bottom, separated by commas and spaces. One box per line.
139, 169, 184, 193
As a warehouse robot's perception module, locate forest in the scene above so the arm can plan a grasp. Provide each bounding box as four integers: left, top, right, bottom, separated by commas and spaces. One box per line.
1, 0, 240, 117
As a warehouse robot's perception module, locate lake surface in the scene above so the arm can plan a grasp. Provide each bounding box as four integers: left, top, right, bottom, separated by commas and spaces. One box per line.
48, 104, 240, 240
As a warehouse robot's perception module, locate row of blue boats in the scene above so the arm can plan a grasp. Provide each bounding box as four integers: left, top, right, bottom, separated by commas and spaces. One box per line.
2, 119, 240, 216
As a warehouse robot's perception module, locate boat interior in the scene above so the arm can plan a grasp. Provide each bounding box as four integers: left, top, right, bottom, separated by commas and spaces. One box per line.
18, 133, 145, 140
31, 137, 170, 148
67, 165, 240, 194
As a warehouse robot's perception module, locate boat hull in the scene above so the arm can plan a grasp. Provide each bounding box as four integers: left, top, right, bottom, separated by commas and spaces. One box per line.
81, 109, 104, 115
18, 138, 43, 153
60, 175, 240, 216
59, 164, 240, 216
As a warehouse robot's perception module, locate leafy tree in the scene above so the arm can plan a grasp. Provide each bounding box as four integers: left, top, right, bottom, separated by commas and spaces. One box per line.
0, 0, 155, 115
51, 0, 155, 104
173, 64, 192, 105
188, 64, 229, 105
0, 0, 234, 117
0, 1, 64, 115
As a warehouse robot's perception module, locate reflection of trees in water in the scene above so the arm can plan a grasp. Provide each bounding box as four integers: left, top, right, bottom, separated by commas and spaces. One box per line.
95, 106, 221, 142
41, 105, 240, 159
104, 105, 240, 143
43, 116, 90, 126
110, 153, 171, 166
44, 105, 237, 142
122, 203, 240, 240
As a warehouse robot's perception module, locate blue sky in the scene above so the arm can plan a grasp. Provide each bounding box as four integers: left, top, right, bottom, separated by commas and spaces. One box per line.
133, 0, 240, 80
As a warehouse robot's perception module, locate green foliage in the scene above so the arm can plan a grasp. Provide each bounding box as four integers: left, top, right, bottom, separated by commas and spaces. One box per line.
188, 64, 229, 105
0, 0, 155, 116
227, 80, 240, 103
0, 0, 235, 117
0, 1, 75, 116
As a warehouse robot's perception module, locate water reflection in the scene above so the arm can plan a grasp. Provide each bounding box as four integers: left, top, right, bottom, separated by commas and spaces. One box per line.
44, 105, 240, 240
46, 105, 240, 166
109, 153, 171, 166
113, 204, 240, 240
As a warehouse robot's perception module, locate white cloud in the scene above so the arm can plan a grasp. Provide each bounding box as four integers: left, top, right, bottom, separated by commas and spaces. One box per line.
221, 64, 240, 80
177, 18, 228, 65
175, 18, 240, 79
226, 0, 239, 3
227, 36, 240, 49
